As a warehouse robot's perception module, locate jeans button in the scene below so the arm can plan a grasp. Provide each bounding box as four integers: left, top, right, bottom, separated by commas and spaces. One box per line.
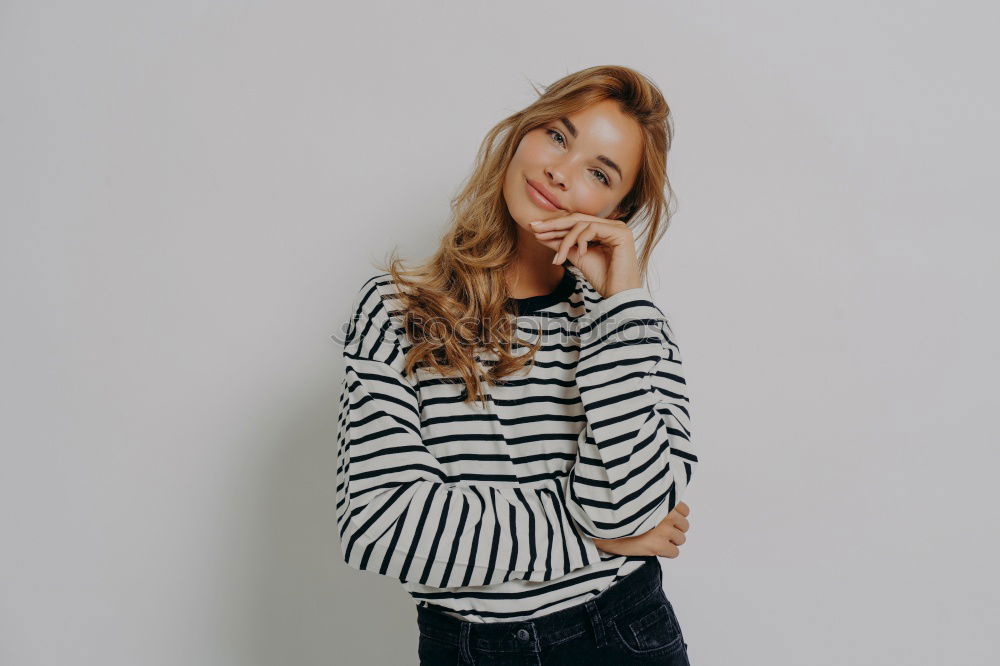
517, 628, 529, 641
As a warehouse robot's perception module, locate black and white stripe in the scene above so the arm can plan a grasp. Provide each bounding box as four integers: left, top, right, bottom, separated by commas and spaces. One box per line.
334, 267, 697, 623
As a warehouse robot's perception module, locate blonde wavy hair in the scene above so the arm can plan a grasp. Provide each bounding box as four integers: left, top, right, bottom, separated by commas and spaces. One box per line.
375, 64, 677, 406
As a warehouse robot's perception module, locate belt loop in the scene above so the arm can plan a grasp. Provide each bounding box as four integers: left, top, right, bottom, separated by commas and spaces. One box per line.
458, 622, 474, 664
584, 599, 606, 649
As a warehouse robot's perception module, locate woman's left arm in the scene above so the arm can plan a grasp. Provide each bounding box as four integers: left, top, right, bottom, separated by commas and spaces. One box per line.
532, 213, 699, 540
561, 288, 698, 540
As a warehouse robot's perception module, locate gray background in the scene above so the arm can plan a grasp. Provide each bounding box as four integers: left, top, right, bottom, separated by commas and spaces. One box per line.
2, 1, 997, 664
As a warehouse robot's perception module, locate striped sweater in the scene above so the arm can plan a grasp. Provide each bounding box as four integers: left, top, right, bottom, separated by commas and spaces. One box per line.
334, 266, 697, 623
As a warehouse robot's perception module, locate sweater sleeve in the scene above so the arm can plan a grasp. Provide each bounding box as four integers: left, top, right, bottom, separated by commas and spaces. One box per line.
334, 278, 601, 589
562, 287, 697, 540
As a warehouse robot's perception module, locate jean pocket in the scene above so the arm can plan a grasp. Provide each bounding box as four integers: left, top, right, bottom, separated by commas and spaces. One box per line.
417, 631, 460, 665
611, 596, 684, 656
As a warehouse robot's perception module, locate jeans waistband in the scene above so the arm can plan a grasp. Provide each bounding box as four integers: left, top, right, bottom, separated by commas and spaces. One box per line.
415, 556, 663, 655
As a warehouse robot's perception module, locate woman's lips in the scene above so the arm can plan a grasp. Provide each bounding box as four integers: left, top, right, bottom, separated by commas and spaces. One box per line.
525, 179, 562, 211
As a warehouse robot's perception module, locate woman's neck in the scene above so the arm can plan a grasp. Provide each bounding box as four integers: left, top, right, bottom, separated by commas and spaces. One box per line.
506, 225, 566, 299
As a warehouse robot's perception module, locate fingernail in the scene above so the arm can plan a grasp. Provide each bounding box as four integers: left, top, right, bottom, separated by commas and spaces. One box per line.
530, 221, 539, 226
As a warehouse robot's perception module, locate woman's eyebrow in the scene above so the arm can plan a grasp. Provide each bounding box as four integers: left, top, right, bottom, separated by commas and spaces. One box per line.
559, 116, 624, 182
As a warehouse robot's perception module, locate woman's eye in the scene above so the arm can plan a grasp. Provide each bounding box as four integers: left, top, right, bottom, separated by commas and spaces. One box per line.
547, 128, 610, 187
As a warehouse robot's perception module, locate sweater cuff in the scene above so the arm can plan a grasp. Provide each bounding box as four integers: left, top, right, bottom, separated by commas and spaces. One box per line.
580, 287, 667, 344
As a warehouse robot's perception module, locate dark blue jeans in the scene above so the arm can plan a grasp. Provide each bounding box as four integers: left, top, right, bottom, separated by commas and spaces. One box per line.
415, 557, 691, 665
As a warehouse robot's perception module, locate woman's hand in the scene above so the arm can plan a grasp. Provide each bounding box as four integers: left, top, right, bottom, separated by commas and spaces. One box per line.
591, 502, 691, 558
529, 213, 643, 298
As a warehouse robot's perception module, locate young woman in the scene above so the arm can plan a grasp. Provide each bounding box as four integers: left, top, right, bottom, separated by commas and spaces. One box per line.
335, 65, 697, 665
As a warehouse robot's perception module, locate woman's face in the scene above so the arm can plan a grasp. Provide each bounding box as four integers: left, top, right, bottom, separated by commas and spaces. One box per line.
502, 99, 644, 233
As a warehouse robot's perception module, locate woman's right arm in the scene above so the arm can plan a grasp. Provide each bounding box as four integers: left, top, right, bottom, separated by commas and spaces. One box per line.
334, 279, 602, 589
592, 501, 691, 558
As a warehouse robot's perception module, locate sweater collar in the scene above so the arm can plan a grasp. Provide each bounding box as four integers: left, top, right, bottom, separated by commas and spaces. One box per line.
510, 268, 577, 315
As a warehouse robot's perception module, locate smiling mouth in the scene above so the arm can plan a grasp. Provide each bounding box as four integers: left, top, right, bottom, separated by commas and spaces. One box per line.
526, 178, 562, 210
